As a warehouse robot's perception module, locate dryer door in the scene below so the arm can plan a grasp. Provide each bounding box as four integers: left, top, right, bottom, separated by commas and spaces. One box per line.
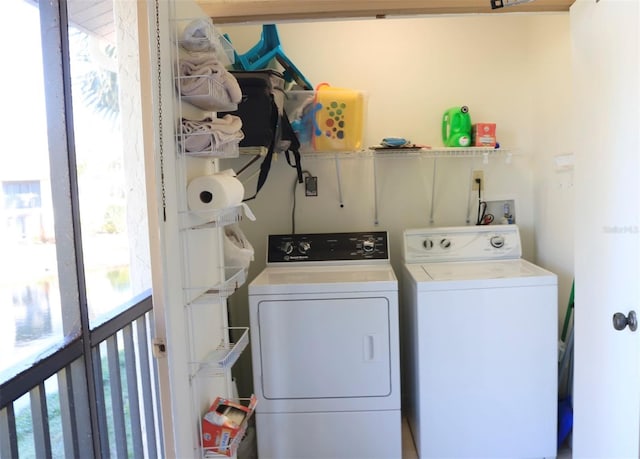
257, 296, 392, 399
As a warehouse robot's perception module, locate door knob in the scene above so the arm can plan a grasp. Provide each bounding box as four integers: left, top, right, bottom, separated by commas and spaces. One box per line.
612, 310, 638, 331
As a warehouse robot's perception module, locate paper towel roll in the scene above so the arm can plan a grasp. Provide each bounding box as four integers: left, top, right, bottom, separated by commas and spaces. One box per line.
187, 173, 244, 211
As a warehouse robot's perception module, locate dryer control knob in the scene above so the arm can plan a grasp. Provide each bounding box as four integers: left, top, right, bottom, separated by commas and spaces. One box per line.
280, 241, 294, 255
440, 239, 451, 249
363, 239, 375, 252
298, 241, 311, 254
423, 239, 434, 250
490, 236, 505, 248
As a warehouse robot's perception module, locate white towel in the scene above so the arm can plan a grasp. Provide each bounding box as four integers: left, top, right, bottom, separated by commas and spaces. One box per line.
177, 57, 242, 107
178, 56, 226, 96
181, 115, 244, 153
181, 120, 212, 152
223, 71, 242, 104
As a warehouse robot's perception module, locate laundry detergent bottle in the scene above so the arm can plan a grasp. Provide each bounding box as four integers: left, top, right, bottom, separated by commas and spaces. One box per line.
442, 105, 472, 147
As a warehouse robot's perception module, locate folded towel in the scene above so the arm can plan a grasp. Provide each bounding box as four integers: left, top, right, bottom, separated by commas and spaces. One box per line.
222, 71, 242, 104
212, 114, 243, 134
178, 56, 226, 96
177, 56, 243, 109
181, 115, 244, 153
181, 120, 212, 152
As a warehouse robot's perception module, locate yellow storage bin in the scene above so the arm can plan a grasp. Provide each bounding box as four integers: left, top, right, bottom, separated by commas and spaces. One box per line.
313, 84, 365, 152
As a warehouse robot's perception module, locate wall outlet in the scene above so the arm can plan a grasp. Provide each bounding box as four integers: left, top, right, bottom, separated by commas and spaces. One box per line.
305, 176, 318, 197
472, 170, 484, 191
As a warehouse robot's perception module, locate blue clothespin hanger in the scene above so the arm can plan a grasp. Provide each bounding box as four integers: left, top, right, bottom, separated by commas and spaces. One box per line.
291, 101, 322, 145
225, 25, 313, 90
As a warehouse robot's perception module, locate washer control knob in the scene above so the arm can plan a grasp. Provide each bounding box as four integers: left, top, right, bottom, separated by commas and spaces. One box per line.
297, 241, 311, 255
423, 239, 434, 250
490, 235, 505, 248
440, 238, 452, 249
363, 238, 375, 253
280, 241, 294, 255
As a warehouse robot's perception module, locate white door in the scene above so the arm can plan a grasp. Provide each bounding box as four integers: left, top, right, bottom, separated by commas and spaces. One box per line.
572, 0, 640, 456
256, 296, 392, 399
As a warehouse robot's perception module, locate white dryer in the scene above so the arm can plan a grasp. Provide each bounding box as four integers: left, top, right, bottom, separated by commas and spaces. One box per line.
249, 231, 401, 459
402, 225, 557, 459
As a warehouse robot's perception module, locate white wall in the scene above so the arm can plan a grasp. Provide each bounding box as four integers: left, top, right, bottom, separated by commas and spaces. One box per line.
218, 12, 574, 397
116, 0, 152, 297
527, 16, 575, 327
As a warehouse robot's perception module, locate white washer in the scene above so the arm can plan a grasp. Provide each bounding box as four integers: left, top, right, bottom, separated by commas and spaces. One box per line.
402, 225, 558, 459
249, 231, 401, 459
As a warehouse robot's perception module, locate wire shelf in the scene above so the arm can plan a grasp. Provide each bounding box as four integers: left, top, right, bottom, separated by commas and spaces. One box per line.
292, 147, 515, 165
177, 75, 238, 112
178, 135, 240, 159
374, 146, 510, 157
184, 267, 246, 305
179, 205, 244, 231
374, 147, 513, 164
190, 328, 249, 378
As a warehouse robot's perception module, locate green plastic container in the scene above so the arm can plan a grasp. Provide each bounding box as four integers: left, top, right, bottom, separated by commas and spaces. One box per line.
442, 105, 472, 147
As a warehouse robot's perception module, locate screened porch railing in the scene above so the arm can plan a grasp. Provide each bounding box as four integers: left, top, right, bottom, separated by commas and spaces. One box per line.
0, 294, 163, 459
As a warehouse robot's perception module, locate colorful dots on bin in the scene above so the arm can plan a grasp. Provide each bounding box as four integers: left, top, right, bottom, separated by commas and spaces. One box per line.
323, 100, 348, 140
313, 87, 363, 151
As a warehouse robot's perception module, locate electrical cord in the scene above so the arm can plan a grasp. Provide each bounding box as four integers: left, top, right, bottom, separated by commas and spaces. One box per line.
476, 178, 494, 225
292, 170, 313, 234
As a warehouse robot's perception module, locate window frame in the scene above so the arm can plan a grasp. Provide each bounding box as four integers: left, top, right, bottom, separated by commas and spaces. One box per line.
0, 1, 156, 457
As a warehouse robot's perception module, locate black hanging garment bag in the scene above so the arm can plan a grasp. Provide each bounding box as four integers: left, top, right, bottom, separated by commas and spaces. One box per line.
220, 70, 303, 201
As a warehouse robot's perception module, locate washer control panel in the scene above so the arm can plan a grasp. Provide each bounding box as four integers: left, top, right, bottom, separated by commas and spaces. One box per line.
267, 231, 389, 263
403, 225, 522, 263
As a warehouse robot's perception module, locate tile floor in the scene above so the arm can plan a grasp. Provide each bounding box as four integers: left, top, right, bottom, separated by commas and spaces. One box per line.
401, 418, 418, 459
558, 446, 572, 458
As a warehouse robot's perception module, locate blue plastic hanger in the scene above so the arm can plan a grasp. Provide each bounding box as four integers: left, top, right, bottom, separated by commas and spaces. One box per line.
226, 25, 313, 90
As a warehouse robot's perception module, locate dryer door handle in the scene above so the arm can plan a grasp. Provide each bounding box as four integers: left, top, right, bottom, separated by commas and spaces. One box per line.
363, 334, 378, 361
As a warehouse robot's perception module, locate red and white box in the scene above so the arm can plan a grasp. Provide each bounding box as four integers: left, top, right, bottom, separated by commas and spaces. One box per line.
201, 395, 257, 456
473, 123, 497, 147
